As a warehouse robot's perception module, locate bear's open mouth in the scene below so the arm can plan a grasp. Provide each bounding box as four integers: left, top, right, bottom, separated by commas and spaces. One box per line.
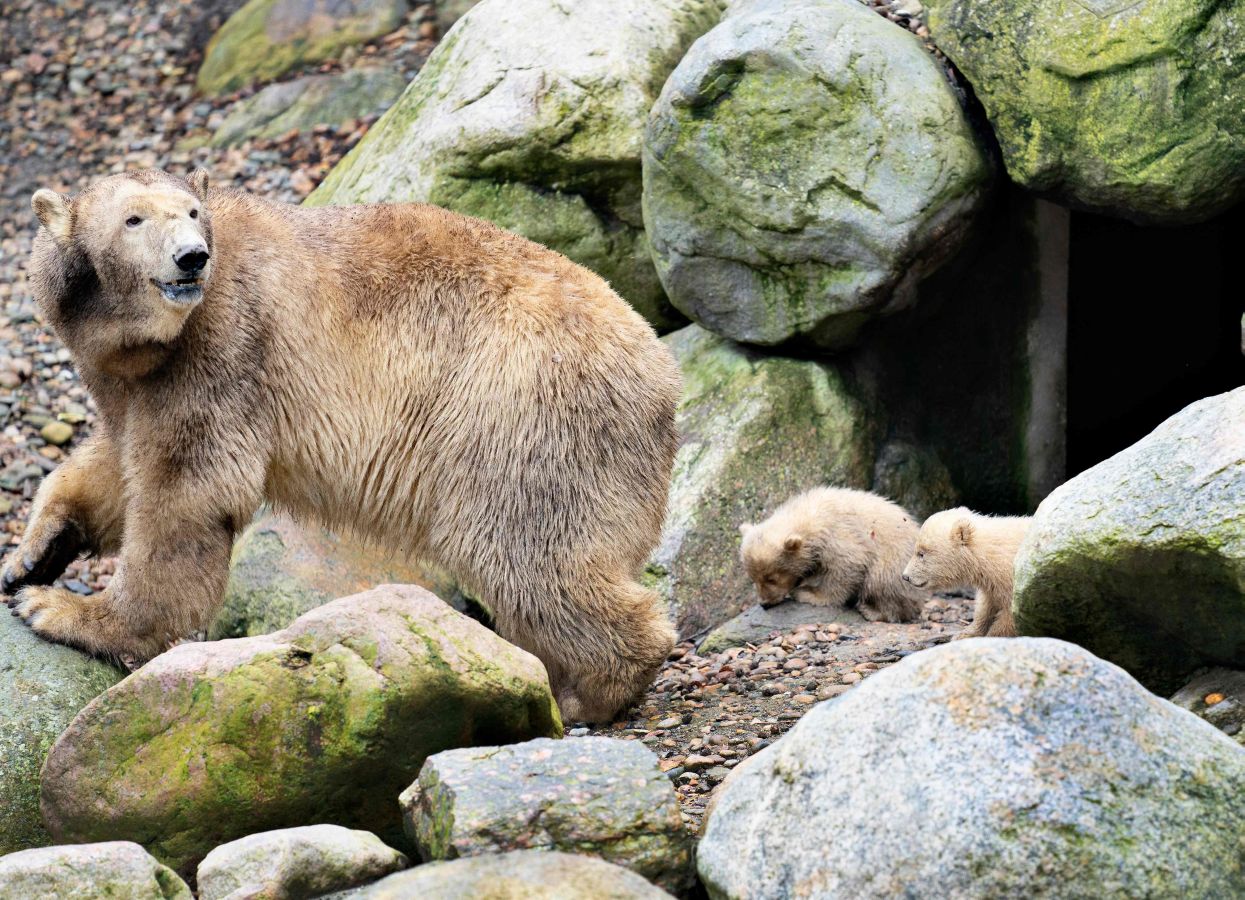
152, 277, 204, 304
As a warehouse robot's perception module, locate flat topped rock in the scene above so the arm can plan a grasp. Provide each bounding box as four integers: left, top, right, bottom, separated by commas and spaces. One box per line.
697, 601, 867, 654
41, 585, 561, 876
0, 841, 191, 900
402, 737, 690, 893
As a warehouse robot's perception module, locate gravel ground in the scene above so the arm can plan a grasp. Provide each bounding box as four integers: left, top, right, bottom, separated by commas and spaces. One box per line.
0, 0, 974, 835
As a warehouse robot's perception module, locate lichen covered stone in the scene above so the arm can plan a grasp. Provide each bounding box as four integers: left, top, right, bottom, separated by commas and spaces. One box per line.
0, 842, 190, 899
1014, 388, 1245, 691
699, 638, 1245, 899
402, 737, 690, 893
924, 0, 1245, 223
643, 0, 991, 349
41, 586, 561, 876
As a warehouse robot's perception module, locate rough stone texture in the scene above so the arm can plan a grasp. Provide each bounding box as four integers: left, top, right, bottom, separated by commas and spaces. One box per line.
41, 586, 561, 876
924, 0, 1245, 224
353, 851, 674, 899
1015, 388, 1245, 692
643, 0, 991, 350
652, 325, 878, 638
0, 616, 124, 854
401, 738, 690, 893
197, 825, 408, 900
697, 602, 866, 655
210, 510, 460, 640
870, 439, 959, 521
197, 0, 408, 96
1171, 669, 1245, 746
0, 842, 191, 900
699, 638, 1245, 899
309, 0, 731, 330
209, 69, 407, 148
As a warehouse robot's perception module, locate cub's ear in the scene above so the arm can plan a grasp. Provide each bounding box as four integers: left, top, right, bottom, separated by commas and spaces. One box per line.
783, 535, 803, 553
188, 168, 210, 201
738, 522, 753, 536
952, 518, 974, 546
32, 189, 71, 242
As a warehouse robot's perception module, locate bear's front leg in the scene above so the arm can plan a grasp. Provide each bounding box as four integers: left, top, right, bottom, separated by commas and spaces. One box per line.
2, 429, 126, 595
11, 488, 238, 666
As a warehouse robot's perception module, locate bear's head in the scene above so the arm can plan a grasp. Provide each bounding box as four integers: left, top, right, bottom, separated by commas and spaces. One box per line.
901, 507, 975, 591
739, 521, 818, 607
29, 168, 213, 378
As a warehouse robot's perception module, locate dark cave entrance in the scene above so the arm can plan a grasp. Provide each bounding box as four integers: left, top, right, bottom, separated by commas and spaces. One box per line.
1065, 204, 1245, 477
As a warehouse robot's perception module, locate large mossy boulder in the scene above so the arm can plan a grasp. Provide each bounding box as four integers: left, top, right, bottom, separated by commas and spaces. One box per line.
1014, 388, 1245, 692
699, 638, 1245, 899
41, 586, 562, 876
0, 617, 124, 854
652, 325, 878, 637
0, 842, 191, 900
197, 0, 407, 96
923, 0, 1245, 224
209, 68, 407, 148
401, 737, 690, 893
309, 0, 731, 330
356, 850, 674, 899
642, 0, 991, 350
211, 510, 459, 639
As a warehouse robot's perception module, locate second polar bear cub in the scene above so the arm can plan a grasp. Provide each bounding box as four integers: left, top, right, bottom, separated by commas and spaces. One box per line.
739, 487, 927, 622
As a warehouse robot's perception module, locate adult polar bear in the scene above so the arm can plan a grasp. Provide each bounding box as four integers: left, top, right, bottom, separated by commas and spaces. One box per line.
6, 168, 681, 723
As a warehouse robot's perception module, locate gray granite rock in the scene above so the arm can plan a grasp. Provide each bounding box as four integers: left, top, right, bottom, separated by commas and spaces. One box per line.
643, 0, 991, 349
402, 737, 689, 893
197, 825, 408, 900
0, 842, 190, 899
353, 850, 673, 899
0, 616, 124, 853
1015, 388, 1245, 691
699, 638, 1245, 899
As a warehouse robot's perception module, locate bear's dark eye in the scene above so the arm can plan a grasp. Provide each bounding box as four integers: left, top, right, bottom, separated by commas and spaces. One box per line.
189, 209, 198, 219
125, 215, 142, 227
916, 551, 926, 559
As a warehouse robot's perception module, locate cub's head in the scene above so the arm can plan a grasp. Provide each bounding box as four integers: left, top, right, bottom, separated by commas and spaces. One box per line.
29, 168, 213, 377
902, 507, 976, 591
739, 521, 818, 607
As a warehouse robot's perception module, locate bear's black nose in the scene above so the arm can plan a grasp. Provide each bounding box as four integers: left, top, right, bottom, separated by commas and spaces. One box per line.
174, 249, 209, 274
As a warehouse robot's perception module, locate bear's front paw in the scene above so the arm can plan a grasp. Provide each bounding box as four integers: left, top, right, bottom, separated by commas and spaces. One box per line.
11, 585, 96, 641
2, 514, 87, 596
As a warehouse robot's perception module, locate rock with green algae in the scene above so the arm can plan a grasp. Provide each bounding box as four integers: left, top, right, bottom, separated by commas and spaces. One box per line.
642, 0, 992, 350
197, 0, 407, 96
208, 68, 407, 148
401, 737, 690, 894
923, 0, 1245, 224
699, 638, 1245, 899
351, 850, 674, 899
1014, 387, 1245, 693
651, 325, 878, 638
0, 617, 124, 854
40, 585, 562, 877
308, 0, 731, 331
0, 842, 191, 899
196, 825, 408, 900
210, 510, 459, 640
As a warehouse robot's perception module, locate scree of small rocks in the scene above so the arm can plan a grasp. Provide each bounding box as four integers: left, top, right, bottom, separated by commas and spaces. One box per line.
0, 0, 974, 833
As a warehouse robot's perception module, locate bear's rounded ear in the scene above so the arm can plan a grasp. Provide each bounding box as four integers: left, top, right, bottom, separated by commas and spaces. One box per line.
738, 522, 753, 536
952, 518, 974, 546
31, 189, 71, 242
783, 535, 803, 553
188, 168, 210, 201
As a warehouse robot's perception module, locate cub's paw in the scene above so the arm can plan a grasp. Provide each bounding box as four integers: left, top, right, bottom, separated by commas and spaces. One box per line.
2, 515, 87, 596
